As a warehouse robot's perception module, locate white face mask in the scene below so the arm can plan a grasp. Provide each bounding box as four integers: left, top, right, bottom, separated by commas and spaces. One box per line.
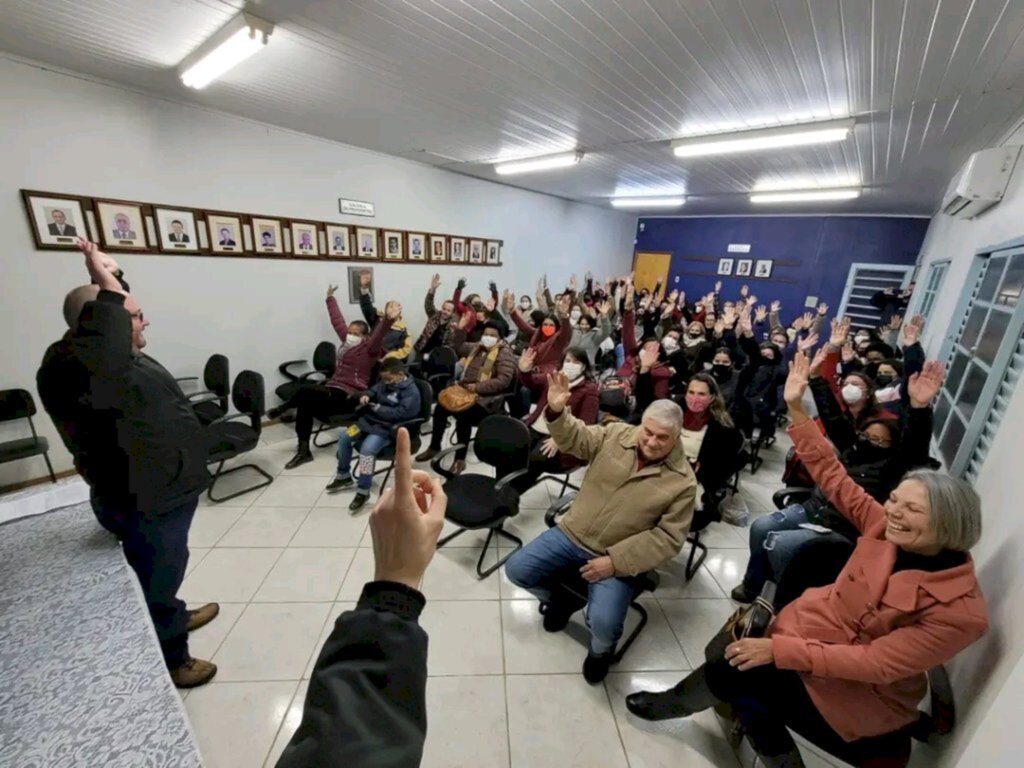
662, 337, 679, 353
479, 335, 498, 349
345, 335, 364, 348
562, 362, 584, 381
520, 300, 532, 310
570, 310, 582, 323
841, 383, 864, 405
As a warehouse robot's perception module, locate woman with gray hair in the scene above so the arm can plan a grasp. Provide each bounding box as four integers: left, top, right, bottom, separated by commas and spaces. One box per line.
626, 354, 989, 768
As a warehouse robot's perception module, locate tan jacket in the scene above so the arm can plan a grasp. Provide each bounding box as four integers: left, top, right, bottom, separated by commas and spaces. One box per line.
547, 409, 697, 576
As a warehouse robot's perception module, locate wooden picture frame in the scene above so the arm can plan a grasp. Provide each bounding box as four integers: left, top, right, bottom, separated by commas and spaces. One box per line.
355, 227, 379, 260
325, 224, 352, 258
429, 234, 447, 263
206, 211, 246, 255
485, 240, 501, 265
289, 219, 321, 257
21, 189, 93, 250
468, 238, 485, 265
94, 197, 151, 251
406, 232, 428, 262
152, 206, 203, 254
382, 229, 405, 261
251, 216, 285, 255
450, 237, 466, 263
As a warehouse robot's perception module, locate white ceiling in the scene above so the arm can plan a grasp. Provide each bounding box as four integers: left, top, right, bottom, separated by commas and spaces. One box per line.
4, 0, 1024, 215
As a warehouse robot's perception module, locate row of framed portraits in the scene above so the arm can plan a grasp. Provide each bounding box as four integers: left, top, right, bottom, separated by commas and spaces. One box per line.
20, 189, 504, 265
717, 257, 773, 279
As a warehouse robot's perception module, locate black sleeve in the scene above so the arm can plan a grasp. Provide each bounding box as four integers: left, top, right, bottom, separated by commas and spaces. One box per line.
737, 333, 763, 368
276, 581, 428, 768
360, 291, 381, 328
73, 291, 134, 410
899, 342, 926, 408
810, 376, 857, 452
900, 405, 934, 470
634, 369, 656, 413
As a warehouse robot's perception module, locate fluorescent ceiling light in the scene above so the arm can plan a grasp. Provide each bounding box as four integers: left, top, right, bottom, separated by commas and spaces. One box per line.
610, 197, 685, 209
494, 151, 583, 176
749, 188, 861, 204
179, 13, 274, 90
672, 118, 854, 158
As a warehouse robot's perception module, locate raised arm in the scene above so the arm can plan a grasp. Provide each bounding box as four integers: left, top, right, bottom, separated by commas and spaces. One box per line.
544, 372, 608, 462
326, 288, 348, 343
424, 274, 441, 319
365, 303, 398, 358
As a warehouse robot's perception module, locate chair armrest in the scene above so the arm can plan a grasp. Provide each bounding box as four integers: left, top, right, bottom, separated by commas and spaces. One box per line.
188, 393, 222, 406
494, 468, 530, 494
298, 370, 327, 382
186, 389, 216, 400
430, 445, 468, 480
175, 376, 198, 383
389, 417, 426, 436
207, 412, 252, 428
544, 492, 578, 528
278, 360, 309, 381
772, 487, 814, 510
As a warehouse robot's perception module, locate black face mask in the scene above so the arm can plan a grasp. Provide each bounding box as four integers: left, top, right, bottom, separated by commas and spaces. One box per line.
875, 374, 896, 387
864, 362, 881, 380
712, 364, 732, 380
844, 437, 892, 466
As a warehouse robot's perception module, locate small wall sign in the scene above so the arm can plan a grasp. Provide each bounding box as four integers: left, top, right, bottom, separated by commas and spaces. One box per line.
339, 198, 375, 217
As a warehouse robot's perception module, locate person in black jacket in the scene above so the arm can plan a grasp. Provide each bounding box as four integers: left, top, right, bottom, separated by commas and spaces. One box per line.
36, 239, 219, 688
277, 429, 445, 768
732, 309, 786, 442
358, 271, 411, 360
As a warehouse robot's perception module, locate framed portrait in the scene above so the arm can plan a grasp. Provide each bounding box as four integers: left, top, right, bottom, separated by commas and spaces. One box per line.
207, 213, 244, 254
755, 259, 774, 279
95, 198, 148, 250
356, 227, 379, 260
485, 240, 501, 265
717, 257, 734, 276
429, 234, 447, 262
449, 237, 466, 263
407, 232, 427, 262
735, 259, 753, 277
348, 267, 373, 304
325, 225, 352, 258
383, 230, 404, 261
21, 190, 92, 249
468, 239, 484, 264
289, 220, 320, 257
152, 207, 201, 253
251, 217, 284, 255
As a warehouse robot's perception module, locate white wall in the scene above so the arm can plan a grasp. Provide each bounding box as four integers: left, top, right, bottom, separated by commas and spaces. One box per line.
913, 122, 1024, 767
0, 56, 637, 485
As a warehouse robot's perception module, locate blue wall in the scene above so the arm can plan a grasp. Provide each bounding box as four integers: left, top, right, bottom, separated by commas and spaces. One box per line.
635, 216, 928, 321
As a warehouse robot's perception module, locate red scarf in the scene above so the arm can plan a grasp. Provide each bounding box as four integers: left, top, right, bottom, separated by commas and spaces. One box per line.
683, 409, 711, 431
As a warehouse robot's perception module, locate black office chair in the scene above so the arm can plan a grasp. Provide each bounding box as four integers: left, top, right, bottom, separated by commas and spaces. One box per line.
535, 464, 583, 499
432, 415, 531, 579
206, 370, 273, 503
685, 434, 747, 580
274, 341, 336, 413
176, 353, 230, 425
419, 345, 459, 437
0, 389, 56, 483
355, 379, 433, 496
543, 492, 659, 663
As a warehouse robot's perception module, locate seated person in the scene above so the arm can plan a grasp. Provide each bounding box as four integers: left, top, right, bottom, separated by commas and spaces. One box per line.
283, 285, 398, 470
569, 301, 613, 368
513, 348, 599, 492
415, 322, 516, 475
504, 383, 696, 684
732, 310, 786, 442
707, 346, 740, 409
505, 293, 573, 394
626, 353, 988, 768
357, 271, 411, 360
325, 358, 421, 511
414, 274, 460, 356
615, 284, 674, 400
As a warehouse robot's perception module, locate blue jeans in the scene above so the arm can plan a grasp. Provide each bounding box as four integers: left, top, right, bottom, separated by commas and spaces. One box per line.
741, 504, 850, 592
504, 527, 636, 655
337, 431, 391, 491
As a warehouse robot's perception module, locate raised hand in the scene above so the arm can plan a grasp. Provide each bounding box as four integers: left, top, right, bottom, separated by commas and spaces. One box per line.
677, 290, 686, 307
722, 304, 737, 327
841, 342, 856, 363
901, 314, 925, 346
738, 309, 754, 337
79, 239, 122, 292
457, 276, 467, 290
808, 345, 829, 378
360, 270, 372, 288
625, 281, 635, 307
829, 317, 851, 347
502, 290, 515, 314
888, 314, 904, 332
327, 284, 339, 298
784, 353, 811, 407
746, 295, 758, 307
555, 294, 571, 318
568, 274, 577, 291
484, 296, 497, 313
597, 299, 612, 316
457, 311, 472, 330
908, 360, 946, 407
518, 347, 537, 373
638, 345, 659, 371
714, 318, 725, 336
385, 301, 402, 320
431, 273, 441, 291
797, 332, 819, 352
754, 305, 768, 323
802, 311, 814, 328
546, 371, 572, 412
489, 281, 498, 294
770, 300, 781, 313
668, 289, 679, 302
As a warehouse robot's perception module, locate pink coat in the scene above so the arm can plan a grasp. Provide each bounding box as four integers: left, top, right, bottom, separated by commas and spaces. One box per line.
770, 419, 989, 742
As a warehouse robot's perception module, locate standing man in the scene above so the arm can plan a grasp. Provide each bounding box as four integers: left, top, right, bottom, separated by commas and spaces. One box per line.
37, 239, 219, 688
504, 375, 697, 683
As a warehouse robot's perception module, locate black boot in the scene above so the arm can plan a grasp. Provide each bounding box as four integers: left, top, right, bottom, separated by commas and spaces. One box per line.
756, 747, 806, 768
582, 651, 614, 684
285, 445, 313, 470
625, 665, 719, 721
730, 582, 758, 603
540, 600, 574, 633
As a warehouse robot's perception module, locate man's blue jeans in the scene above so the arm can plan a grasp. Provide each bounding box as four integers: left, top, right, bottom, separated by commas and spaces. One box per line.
740, 504, 850, 592
336, 431, 391, 491
504, 527, 635, 655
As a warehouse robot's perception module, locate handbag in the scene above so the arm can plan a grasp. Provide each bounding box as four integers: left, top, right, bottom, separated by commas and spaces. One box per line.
438, 384, 477, 413
704, 581, 777, 663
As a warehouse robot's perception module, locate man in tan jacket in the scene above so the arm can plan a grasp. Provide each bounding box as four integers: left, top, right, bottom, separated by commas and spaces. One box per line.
504, 372, 697, 683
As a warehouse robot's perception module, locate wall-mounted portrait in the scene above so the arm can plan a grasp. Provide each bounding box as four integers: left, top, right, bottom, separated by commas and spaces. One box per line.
207, 213, 244, 254
383, 230, 404, 261
429, 235, 447, 262
356, 227, 379, 259
290, 221, 320, 257
717, 257, 734, 276
21, 190, 91, 249
95, 199, 148, 250
735, 258, 753, 277
251, 217, 284, 255
468, 239, 484, 264
153, 207, 200, 253
348, 267, 373, 304
755, 259, 774, 278
450, 237, 466, 263
407, 232, 427, 262
486, 240, 501, 265
326, 225, 352, 258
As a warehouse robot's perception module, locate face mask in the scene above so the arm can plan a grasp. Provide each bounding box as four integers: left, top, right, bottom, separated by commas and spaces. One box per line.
662, 337, 679, 353
854, 334, 870, 345
875, 374, 895, 387
712, 363, 731, 379
842, 383, 864, 404
686, 394, 712, 413
520, 300, 532, 310
345, 335, 364, 348
845, 437, 891, 465
688, 329, 703, 338
562, 362, 584, 380
479, 335, 498, 349
541, 325, 556, 338
570, 310, 582, 323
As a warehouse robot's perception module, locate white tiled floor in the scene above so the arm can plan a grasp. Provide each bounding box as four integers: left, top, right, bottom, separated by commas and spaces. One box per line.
179, 423, 844, 768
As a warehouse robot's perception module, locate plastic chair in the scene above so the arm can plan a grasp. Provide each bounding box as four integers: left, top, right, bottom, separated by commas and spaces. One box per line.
205, 370, 273, 503
0, 389, 56, 483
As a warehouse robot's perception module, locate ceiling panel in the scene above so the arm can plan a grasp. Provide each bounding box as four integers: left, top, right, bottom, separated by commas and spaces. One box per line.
1, 0, 1023, 215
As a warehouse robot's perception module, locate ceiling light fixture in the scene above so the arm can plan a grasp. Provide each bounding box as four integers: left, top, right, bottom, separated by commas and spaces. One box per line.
749, 188, 862, 204
493, 151, 583, 176
179, 12, 274, 90
610, 196, 685, 209
671, 118, 854, 158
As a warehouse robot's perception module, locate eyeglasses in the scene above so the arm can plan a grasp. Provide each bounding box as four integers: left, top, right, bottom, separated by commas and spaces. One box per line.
861, 432, 892, 448
129, 310, 144, 322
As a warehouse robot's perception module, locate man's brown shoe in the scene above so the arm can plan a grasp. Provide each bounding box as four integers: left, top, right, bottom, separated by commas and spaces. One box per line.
186, 602, 220, 632
170, 657, 217, 688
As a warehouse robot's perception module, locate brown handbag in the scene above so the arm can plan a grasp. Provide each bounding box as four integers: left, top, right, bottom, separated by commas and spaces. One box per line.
704, 581, 777, 663
438, 384, 478, 413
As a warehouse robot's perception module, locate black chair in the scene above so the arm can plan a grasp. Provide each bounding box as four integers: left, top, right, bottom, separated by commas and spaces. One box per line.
176, 353, 230, 425
685, 436, 747, 580
206, 370, 274, 503
535, 464, 583, 499
0, 389, 56, 483
431, 415, 531, 579
355, 379, 433, 496
419, 346, 459, 436
543, 492, 659, 663
274, 341, 336, 412
772, 486, 814, 510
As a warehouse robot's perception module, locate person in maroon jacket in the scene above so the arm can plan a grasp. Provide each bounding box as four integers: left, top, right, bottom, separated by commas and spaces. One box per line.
616, 281, 674, 400
285, 284, 398, 470
506, 293, 573, 395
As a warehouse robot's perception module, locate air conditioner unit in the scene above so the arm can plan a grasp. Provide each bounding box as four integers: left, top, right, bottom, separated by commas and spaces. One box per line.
942, 146, 1021, 219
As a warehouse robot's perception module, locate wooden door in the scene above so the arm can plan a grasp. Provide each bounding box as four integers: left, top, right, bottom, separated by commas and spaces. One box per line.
633, 251, 672, 293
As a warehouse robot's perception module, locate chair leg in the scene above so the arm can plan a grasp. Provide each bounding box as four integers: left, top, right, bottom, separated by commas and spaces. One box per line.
207, 460, 274, 503
612, 601, 649, 663
685, 531, 708, 581
475, 525, 523, 579
377, 464, 393, 497
42, 451, 57, 483
312, 424, 340, 448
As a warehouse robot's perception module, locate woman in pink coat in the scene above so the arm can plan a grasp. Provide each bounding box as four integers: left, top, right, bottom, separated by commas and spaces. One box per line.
625, 354, 988, 768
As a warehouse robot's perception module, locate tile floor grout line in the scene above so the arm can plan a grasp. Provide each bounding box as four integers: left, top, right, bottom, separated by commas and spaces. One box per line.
601, 678, 634, 768
496, 573, 513, 768
260, 679, 303, 768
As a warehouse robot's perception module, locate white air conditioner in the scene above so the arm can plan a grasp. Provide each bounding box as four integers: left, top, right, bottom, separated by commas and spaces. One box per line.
942, 146, 1021, 219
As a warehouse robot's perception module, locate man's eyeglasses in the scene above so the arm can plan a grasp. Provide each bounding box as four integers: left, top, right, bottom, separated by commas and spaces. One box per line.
129, 310, 145, 322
